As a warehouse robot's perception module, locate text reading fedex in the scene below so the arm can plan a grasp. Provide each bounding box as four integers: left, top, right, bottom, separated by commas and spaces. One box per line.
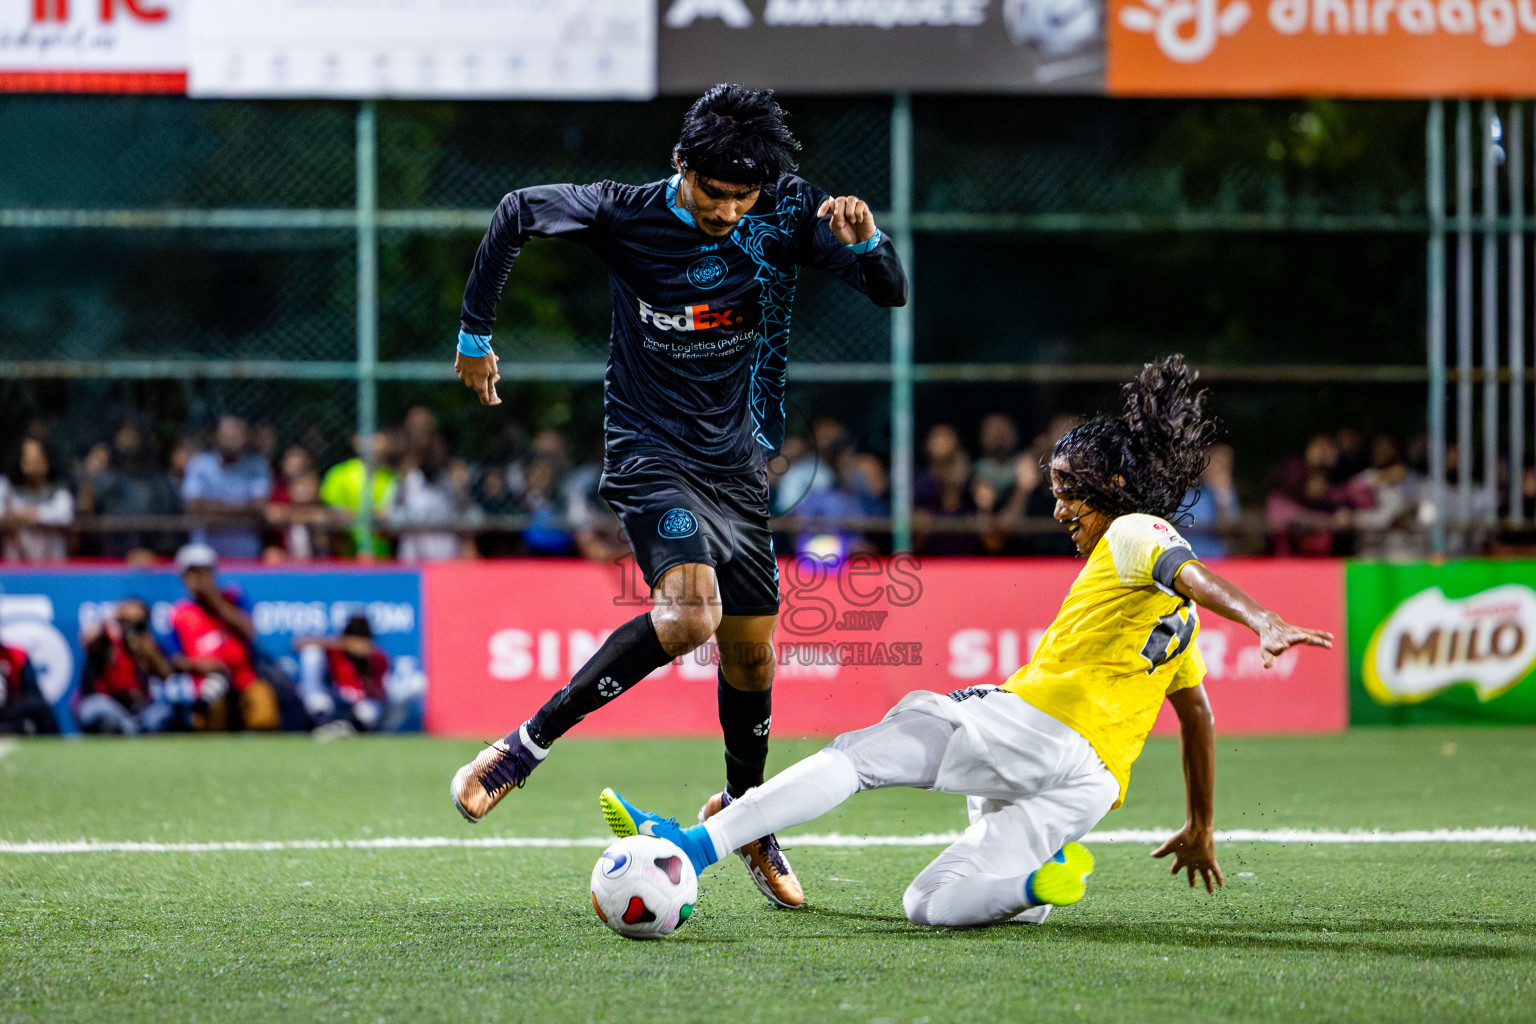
638, 300, 744, 332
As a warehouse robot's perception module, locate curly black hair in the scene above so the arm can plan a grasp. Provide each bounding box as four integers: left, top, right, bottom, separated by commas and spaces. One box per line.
673, 83, 800, 187
1050, 355, 1215, 526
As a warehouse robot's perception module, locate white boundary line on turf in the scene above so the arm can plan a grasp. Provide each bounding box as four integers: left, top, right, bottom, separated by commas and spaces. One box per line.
1, 827, 1534, 855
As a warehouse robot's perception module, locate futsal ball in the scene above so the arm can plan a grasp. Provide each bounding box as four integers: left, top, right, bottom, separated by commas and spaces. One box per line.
590, 834, 698, 940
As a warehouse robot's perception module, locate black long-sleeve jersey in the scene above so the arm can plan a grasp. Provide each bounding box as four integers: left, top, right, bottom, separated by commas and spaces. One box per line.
460, 174, 907, 474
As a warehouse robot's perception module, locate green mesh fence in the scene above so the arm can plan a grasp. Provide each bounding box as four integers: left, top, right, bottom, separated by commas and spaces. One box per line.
777, 97, 892, 210
0, 229, 356, 362
914, 97, 1426, 218
378, 101, 682, 208
171, 378, 359, 465
0, 376, 358, 473
0, 93, 1438, 469
379, 228, 613, 361
374, 96, 890, 210
0, 97, 355, 208
373, 97, 892, 363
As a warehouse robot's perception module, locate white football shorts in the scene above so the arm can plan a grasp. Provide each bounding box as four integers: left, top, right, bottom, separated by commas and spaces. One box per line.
828, 685, 1119, 903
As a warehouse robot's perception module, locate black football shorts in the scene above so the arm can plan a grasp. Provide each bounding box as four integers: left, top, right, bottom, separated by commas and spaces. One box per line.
599, 454, 781, 617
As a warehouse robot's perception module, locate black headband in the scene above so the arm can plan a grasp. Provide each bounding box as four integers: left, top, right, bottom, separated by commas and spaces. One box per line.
680, 150, 772, 187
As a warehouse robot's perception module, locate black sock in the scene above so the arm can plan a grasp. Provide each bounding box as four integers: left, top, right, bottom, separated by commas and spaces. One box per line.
520, 613, 671, 749
718, 669, 772, 798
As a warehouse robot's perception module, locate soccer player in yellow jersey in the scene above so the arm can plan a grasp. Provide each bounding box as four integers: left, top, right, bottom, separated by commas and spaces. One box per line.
600, 356, 1333, 926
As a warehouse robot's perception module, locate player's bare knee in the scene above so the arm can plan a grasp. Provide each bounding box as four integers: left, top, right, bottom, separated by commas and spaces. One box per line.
650, 564, 723, 653
720, 646, 775, 692
650, 603, 718, 654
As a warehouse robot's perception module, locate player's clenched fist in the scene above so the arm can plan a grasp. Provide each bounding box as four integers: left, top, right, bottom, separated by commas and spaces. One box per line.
817, 195, 877, 246
455, 351, 502, 406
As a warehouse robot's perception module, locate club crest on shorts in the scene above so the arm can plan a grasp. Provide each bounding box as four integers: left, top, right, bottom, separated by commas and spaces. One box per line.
686, 254, 729, 290
658, 508, 699, 539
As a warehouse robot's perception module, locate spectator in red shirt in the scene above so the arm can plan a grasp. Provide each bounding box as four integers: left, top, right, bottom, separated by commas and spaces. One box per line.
295, 614, 393, 733
0, 644, 57, 735
78, 598, 186, 735
168, 543, 281, 731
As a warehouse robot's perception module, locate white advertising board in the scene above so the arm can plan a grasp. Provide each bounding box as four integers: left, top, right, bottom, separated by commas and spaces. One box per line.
188, 0, 656, 98
1, 0, 186, 91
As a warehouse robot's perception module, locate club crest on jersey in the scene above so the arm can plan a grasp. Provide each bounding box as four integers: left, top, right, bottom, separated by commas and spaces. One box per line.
638, 299, 741, 332
686, 255, 729, 290
658, 508, 699, 539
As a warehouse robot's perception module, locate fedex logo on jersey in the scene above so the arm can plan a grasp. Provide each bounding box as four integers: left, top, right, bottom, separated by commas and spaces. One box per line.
638, 300, 744, 332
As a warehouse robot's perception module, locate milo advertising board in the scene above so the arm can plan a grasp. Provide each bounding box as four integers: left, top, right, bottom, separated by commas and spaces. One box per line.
1349, 561, 1536, 724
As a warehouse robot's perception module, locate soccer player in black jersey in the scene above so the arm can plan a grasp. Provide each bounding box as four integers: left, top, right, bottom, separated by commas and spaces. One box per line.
449, 84, 907, 908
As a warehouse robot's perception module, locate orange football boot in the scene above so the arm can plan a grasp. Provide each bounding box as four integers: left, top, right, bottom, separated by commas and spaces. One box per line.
699, 790, 805, 908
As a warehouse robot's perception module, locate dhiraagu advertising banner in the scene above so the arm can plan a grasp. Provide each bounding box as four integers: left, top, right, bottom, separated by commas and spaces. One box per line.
1348, 561, 1536, 724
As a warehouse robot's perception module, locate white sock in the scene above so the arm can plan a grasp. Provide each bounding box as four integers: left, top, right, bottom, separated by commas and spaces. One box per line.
517, 723, 549, 760
702, 748, 860, 860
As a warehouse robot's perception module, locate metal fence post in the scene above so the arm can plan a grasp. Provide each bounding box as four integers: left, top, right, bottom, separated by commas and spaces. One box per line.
889, 92, 915, 552
1455, 100, 1473, 537
1427, 100, 1447, 555
1481, 100, 1500, 525
357, 100, 380, 555
1509, 103, 1525, 525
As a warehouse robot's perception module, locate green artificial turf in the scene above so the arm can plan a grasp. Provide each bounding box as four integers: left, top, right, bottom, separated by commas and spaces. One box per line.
2, 729, 1534, 1023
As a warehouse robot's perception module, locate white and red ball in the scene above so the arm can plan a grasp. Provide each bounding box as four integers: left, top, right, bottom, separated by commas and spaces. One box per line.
590, 834, 698, 940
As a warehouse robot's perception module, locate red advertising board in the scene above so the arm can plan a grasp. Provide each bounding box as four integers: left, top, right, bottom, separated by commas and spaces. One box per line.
424, 556, 1346, 739
2, 0, 186, 93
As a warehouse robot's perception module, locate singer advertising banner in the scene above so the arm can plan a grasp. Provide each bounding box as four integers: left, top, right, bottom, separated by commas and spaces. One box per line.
424, 556, 1346, 739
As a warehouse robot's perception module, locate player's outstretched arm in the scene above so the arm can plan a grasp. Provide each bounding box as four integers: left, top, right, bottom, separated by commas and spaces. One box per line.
457, 184, 605, 407
1172, 562, 1334, 668
1153, 684, 1223, 893
809, 194, 907, 307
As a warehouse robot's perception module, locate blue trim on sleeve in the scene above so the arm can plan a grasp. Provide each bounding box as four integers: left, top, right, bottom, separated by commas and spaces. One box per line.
665, 175, 698, 228
845, 229, 882, 255
457, 330, 493, 357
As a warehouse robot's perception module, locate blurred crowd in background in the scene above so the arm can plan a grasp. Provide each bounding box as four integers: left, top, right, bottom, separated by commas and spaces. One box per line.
1, 406, 1529, 566
2, 540, 411, 738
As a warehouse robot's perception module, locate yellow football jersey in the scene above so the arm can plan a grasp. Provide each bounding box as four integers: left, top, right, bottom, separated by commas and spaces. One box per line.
1000, 513, 1206, 807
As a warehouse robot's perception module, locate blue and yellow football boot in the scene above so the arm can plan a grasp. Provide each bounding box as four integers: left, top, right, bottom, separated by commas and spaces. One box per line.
1023, 842, 1095, 908
599, 787, 717, 876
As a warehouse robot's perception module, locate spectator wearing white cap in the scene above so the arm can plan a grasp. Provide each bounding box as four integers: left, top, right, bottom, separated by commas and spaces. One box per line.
164, 543, 280, 731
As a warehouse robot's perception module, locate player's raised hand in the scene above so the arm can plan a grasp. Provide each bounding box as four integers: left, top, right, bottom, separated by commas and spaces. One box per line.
1151, 825, 1225, 894
1256, 614, 1334, 669
455, 351, 502, 407
1174, 563, 1334, 668
817, 195, 877, 246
